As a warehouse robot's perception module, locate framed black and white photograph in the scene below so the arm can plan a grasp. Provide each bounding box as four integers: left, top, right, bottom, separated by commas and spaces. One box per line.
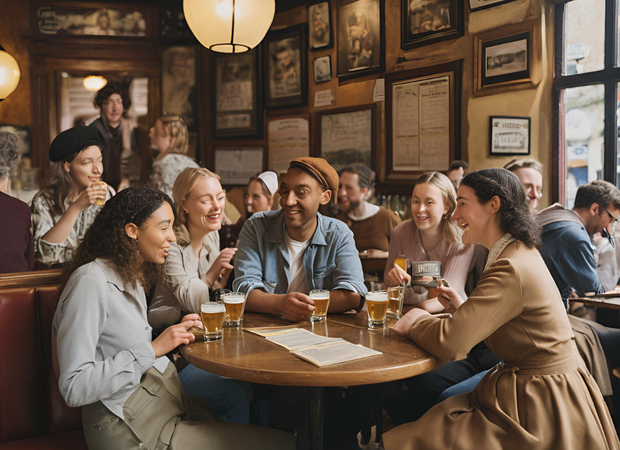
162, 46, 198, 129
309, 1, 332, 49
469, 0, 518, 13
313, 55, 332, 84
212, 48, 262, 138
34, 2, 153, 38
401, 0, 463, 49
264, 24, 308, 109
474, 20, 541, 97
336, 0, 385, 81
489, 116, 530, 156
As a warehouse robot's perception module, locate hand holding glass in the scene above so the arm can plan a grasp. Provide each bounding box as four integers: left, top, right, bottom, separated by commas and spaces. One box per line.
310, 289, 330, 322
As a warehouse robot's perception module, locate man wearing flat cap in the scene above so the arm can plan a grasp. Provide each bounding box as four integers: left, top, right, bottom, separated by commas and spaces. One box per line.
234, 157, 375, 449
234, 156, 367, 320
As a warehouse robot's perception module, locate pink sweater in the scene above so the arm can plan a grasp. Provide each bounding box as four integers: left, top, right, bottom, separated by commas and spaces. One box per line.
385, 220, 477, 305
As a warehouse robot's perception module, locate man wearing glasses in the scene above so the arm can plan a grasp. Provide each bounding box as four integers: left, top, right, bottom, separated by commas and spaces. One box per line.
536, 180, 620, 303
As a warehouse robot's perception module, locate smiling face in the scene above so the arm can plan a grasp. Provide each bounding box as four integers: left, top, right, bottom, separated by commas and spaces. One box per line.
512, 167, 543, 212
101, 93, 124, 127
182, 176, 226, 234
245, 179, 272, 214
64, 145, 103, 191
411, 182, 449, 234
453, 185, 494, 246
134, 202, 176, 264
279, 167, 331, 241
337, 171, 366, 213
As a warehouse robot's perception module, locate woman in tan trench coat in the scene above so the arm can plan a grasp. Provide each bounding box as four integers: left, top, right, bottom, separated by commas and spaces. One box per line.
385, 168, 620, 450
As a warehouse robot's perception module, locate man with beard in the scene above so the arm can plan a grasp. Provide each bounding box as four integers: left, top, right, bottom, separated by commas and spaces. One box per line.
90, 84, 134, 190
234, 157, 381, 449
336, 164, 400, 257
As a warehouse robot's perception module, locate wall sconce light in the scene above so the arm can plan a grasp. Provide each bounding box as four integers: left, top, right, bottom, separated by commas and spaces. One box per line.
184, 0, 275, 53
83, 75, 108, 92
0, 45, 20, 102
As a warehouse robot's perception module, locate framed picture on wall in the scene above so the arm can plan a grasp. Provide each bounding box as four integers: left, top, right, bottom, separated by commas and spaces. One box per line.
214, 148, 265, 185
469, 0, 518, 13
314, 104, 377, 171
161, 46, 198, 130
264, 24, 308, 109
267, 115, 310, 173
212, 48, 263, 138
336, 0, 385, 81
309, 1, 332, 50
474, 19, 541, 97
34, 2, 154, 39
385, 61, 462, 181
489, 116, 530, 155
401, 0, 463, 49
314, 55, 332, 84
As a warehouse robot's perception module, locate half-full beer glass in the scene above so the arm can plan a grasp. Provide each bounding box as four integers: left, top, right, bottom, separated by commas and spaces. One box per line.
223, 292, 247, 327
310, 289, 330, 322
366, 290, 388, 329
200, 300, 226, 341
387, 285, 404, 319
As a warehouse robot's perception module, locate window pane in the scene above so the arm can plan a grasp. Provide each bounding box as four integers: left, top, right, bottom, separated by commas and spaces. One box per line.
565, 0, 605, 74
564, 85, 605, 208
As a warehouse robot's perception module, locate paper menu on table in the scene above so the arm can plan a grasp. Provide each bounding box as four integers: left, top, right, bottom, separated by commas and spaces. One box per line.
292, 342, 382, 367
266, 329, 343, 351
245, 327, 305, 338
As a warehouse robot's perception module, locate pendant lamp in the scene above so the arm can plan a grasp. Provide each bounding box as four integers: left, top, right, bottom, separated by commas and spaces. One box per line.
183, 0, 275, 53
83, 75, 108, 92
0, 45, 20, 102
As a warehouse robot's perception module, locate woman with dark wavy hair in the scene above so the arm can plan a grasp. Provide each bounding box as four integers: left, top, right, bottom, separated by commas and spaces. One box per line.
52, 187, 293, 450
385, 169, 619, 449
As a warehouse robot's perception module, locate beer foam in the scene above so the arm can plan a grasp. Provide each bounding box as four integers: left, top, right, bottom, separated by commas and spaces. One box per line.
223, 295, 245, 304
201, 303, 226, 313
366, 291, 388, 302
309, 292, 330, 300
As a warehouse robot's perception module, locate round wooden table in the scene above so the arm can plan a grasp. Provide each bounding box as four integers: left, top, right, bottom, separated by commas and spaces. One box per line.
181, 312, 438, 449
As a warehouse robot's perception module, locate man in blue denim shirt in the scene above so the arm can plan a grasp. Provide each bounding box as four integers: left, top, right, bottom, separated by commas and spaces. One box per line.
234, 157, 367, 321
234, 157, 377, 449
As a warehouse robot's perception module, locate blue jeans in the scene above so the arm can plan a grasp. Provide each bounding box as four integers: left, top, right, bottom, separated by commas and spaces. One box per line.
436, 370, 489, 403
178, 364, 251, 424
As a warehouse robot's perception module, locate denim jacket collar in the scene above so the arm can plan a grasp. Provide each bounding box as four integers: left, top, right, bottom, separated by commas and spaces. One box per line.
265, 210, 328, 247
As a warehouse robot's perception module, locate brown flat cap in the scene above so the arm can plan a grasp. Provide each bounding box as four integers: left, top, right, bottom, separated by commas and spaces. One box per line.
289, 157, 339, 193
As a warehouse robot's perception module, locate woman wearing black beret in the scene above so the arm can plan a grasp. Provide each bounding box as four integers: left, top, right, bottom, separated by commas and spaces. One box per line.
30, 126, 113, 268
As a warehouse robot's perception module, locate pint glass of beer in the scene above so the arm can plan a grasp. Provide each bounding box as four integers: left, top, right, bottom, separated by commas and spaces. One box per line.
200, 300, 226, 341
387, 285, 404, 319
222, 292, 247, 327
366, 290, 388, 329
310, 289, 330, 322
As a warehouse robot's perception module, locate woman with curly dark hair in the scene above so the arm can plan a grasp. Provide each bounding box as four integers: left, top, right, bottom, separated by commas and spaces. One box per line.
384, 169, 619, 449
52, 187, 294, 450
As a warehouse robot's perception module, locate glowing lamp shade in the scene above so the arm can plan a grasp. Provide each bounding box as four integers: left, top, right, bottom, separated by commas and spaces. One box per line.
184, 0, 275, 53
83, 76, 108, 92
0, 46, 20, 102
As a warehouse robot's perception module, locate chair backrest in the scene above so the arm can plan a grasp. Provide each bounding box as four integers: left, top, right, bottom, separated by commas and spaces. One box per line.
0, 276, 81, 443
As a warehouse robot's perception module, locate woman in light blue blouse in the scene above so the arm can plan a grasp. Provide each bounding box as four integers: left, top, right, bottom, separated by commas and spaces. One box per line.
52, 187, 293, 450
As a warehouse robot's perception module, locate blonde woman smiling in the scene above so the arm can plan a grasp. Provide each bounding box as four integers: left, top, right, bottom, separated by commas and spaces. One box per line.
148, 167, 247, 424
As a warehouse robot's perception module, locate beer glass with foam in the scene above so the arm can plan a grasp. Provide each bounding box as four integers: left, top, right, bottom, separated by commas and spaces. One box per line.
366, 290, 388, 329
222, 292, 247, 327
309, 289, 330, 322
200, 300, 226, 341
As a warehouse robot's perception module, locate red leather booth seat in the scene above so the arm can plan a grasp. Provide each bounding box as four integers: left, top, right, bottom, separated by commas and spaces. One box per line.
0, 286, 87, 449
